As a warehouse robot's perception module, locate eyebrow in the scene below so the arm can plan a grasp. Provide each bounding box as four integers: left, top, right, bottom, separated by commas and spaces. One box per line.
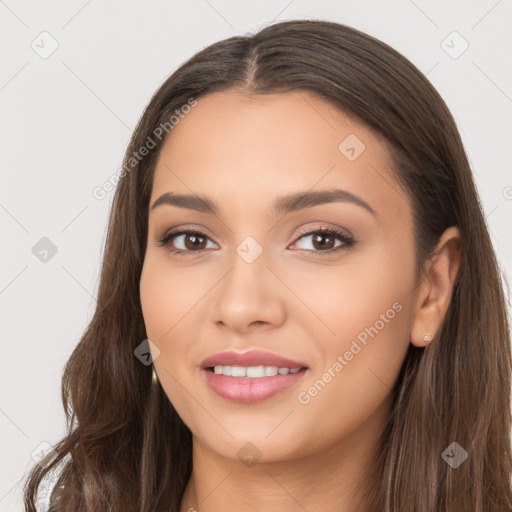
150, 188, 376, 217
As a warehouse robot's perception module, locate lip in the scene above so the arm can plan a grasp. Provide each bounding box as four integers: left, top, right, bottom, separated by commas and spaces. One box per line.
203, 369, 308, 403
200, 350, 308, 370
200, 350, 309, 404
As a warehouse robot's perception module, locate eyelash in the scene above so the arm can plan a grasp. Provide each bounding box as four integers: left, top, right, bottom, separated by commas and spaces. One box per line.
158, 226, 356, 257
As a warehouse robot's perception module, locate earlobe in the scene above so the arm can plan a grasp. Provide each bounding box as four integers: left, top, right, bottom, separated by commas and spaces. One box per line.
410, 226, 462, 348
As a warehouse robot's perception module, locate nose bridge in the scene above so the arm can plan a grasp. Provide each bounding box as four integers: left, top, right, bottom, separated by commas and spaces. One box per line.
222, 235, 270, 300
211, 234, 286, 331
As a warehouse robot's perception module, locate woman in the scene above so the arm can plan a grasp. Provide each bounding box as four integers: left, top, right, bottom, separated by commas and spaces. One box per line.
24, 19, 512, 512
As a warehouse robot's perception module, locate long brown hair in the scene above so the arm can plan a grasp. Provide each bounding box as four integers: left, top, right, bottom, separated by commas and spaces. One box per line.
23, 19, 512, 511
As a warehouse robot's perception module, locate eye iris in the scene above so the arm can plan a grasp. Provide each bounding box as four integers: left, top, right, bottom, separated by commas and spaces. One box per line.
312, 232, 335, 250
185, 233, 206, 250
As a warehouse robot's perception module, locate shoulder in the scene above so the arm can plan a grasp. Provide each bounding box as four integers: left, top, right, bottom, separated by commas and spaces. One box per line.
35, 455, 70, 512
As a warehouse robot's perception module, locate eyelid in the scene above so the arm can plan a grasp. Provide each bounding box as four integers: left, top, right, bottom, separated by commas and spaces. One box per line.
293, 224, 354, 240
158, 224, 219, 244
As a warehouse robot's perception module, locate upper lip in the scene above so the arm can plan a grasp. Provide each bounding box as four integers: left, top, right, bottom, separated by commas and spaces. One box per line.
201, 350, 308, 369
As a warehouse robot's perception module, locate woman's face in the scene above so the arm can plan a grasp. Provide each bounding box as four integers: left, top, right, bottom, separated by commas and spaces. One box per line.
140, 90, 418, 462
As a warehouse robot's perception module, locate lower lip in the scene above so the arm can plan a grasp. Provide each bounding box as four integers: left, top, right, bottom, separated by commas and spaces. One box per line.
203, 368, 308, 403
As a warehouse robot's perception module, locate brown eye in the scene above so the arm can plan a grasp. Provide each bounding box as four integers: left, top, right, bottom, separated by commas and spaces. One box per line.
291, 227, 355, 254
310, 232, 337, 250
183, 233, 207, 250
159, 229, 217, 255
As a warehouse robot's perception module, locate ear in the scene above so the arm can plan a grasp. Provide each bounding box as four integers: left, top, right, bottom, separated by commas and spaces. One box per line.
410, 226, 461, 347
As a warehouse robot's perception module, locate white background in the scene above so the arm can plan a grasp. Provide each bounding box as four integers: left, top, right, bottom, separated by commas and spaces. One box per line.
1, 1, 511, 510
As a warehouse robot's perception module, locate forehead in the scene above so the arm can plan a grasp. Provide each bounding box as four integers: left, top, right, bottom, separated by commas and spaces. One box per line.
150, 90, 411, 221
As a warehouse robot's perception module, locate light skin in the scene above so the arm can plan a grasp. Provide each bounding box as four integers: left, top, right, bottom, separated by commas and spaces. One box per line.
139, 90, 461, 512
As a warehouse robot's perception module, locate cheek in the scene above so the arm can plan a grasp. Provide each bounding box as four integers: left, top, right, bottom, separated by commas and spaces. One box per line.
139, 256, 211, 381
295, 311, 409, 455
286, 243, 414, 345
288, 249, 413, 419
140, 257, 204, 341
140, 261, 199, 416
290, 301, 410, 458
139, 260, 192, 388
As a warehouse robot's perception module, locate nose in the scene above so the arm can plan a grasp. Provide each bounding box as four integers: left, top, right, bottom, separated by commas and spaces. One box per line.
211, 250, 286, 335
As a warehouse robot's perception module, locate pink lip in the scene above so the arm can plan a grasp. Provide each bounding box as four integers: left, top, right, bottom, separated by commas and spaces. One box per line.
203, 369, 308, 403
200, 350, 309, 404
200, 350, 307, 369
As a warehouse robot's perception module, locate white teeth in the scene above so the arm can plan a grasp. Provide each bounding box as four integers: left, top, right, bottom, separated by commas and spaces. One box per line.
246, 366, 265, 378
264, 366, 278, 377
231, 366, 246, 377
212, 365, 303, 378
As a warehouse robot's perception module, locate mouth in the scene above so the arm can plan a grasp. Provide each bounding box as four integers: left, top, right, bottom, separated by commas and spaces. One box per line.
200, 350, 309, 404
